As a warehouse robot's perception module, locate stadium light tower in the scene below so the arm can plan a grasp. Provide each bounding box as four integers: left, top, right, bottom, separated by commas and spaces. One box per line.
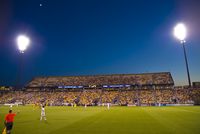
16, 34, 30, 89
174, 23, 191, 87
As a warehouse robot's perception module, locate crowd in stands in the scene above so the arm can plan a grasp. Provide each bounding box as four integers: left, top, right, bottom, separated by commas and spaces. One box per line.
101, 90, 119, 104
27, 72, 174, 88
1, 72, 199, 106
79, 90, 101, 105
139, 90, 154, 105
175, 89, 191, 104
1, 88, 200, 106
155, 89, 174, 104
118, 91, 136, 105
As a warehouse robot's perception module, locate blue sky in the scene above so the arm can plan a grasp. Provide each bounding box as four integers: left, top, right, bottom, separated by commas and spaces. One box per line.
0, 0, 200, 86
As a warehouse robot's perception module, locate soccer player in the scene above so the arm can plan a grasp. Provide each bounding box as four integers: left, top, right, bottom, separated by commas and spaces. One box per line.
40, 105, 47, 121
9, 104, 13, 110
4, 110, 16, 134
107, 103, 110, 110
74, 103, 77, 107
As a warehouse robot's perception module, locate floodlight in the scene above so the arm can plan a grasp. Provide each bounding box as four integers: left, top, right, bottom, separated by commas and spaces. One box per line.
16, 35, 30, 53
174, 23, 187, 41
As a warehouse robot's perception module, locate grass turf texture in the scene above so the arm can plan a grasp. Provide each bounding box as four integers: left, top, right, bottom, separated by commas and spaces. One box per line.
0, 106, 200, 134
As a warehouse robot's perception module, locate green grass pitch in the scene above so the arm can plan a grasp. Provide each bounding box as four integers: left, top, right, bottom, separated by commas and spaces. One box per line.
0, 106, 200, 134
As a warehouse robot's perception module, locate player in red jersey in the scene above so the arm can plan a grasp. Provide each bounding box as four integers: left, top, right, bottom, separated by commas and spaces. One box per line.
4, 110, 16, 134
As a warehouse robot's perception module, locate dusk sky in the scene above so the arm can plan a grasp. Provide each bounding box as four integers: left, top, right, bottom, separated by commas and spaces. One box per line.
0, 0, 200, 86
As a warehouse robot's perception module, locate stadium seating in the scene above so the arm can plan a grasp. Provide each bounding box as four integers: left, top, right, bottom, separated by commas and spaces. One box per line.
1, 72, 200, 106
1, 88, 200, 106
26, 72, 174, 88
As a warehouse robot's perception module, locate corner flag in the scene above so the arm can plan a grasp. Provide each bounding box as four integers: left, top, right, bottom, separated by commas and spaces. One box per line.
2, 128, 6, 134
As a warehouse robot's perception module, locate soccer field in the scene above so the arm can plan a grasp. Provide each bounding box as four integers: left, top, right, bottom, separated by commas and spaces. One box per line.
0, 106, 200, 134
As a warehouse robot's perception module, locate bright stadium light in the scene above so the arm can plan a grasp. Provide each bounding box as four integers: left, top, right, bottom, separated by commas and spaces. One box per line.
173, 23, 191, 87
174, 23, 187, 41
16, 34, 30, 89
16, 35, 30, 53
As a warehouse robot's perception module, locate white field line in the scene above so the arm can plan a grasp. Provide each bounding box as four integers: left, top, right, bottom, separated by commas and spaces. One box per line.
160, 107, 200, 114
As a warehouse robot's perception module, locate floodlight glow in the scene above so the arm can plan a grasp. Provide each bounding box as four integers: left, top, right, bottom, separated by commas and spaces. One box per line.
16, 35, 30, 53
174, 23, 187, 41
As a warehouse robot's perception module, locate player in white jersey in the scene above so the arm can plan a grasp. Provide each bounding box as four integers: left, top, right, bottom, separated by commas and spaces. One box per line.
10, 104, 13, 110
107, 103, 110, 110
40, 105, 46, 121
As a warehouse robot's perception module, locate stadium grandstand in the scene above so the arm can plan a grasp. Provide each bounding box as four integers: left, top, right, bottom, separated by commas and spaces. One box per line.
0, 72, 200, 106
26, 72, 174, 88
